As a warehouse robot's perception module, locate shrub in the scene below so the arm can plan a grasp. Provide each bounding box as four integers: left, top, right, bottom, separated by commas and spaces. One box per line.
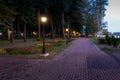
0, 49, 6, 54
46, 45, 54, 51
106, 37, 112, 45
112, 36, 120, 48
36, 38, 42, 41
5, 48, 15, 54
5, 46, 41, 55
54, 39, 65, 43
118, 38, 120, 42
98, 38, 106, 44
6, 48, 26, 55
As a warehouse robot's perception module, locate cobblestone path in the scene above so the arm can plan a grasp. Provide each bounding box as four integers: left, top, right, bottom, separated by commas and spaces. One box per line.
0, 38, 120, 80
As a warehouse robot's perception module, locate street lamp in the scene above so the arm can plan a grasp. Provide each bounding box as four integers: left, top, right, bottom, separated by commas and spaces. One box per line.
40, 16, 49, 56
41, 17, 47, 23
73, 31, 76, 37
65, 28, 70, 44
32, 32, 37, 42
73, 31, 75, 34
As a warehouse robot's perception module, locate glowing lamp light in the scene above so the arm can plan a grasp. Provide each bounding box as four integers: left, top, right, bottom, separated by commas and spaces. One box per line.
41, 17, 47, 23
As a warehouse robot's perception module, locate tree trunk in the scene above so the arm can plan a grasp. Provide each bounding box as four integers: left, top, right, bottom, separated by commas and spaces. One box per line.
67, 19, 70, 38
17, 19, 21, 37
10, 18, 14, 43
38, 8, 41, 38
97, 15, 100, 31
100, 4, 104, 32
54, 25, 57, 38
66, 19, 70, 43
50, 18, 54, 38
23, 23, 27, 42
62, 12, 65, 38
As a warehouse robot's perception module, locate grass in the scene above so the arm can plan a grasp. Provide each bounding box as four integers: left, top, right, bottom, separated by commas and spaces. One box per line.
101, 47, 120, 54
0, 39, 70, 59
89, 37, 99, 44
46, 42, 70, 59
101, 47, 112, 54
25, 41, 70, 59
90, 37, 120, 54
27, 41, 70, 59
0, 38, 36, 47
0, 41, 13, 47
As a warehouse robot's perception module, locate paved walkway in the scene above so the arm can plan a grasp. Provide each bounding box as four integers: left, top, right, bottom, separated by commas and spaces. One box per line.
0, 38, 120, 80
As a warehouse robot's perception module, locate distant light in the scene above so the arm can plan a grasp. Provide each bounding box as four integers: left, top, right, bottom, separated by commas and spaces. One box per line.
48, 33, 51, 36
78, 33, 81, 36
117, 36, 120, 38
21, 33, 23, 36
76, 32, 79, 34
73, 31, 75, 34
103, 35, 106, 38
33, 32, 37, 36
66, 28, 69, 32
0, 33, 2, 36
97, 35, 99, 38
114, 35, 117, 38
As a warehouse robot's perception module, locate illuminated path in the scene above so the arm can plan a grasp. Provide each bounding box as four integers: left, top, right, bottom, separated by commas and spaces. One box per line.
0, 38, 120, 80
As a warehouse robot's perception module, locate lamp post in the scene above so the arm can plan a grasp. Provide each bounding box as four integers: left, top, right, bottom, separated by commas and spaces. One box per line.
65, 28, 70, 44
33, 32, 37, 42
73, 31, 75, 37
40, 16, 49, 56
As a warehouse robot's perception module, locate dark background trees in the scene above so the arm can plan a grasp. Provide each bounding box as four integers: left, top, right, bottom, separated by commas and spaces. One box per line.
0, 0, 108, 42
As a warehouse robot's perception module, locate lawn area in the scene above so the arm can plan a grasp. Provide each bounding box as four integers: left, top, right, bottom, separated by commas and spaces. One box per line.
90, 37, 120, 54
0, 41, 13, 47
0, 39, 70, 59
0, 38, 34, 47
89, 37, 99, 44
101, 47, 120, 54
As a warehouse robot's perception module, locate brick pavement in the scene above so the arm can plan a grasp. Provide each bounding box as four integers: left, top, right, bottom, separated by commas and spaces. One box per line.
0, 38, 120, 80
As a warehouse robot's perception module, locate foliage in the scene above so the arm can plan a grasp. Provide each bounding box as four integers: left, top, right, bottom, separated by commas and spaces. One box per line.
98, 34, 120, 48
0, 0, 108, 39
111, 36, 120, 48
36, 38, 42, 41
85, 0, 108, 35
4, 40, 66, 55
5, 46, 41, 55
0, 0, 17, 31
0, 49, 6, 54
90, 37, 99, 44
105, 34, 112, 45
101, 47, 120, 54
98, 38, 106, 44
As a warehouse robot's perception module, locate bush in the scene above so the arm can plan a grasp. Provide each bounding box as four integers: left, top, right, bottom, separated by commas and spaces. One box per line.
0, 49, 6, 54
106, 37, 112, 45
5, 48, 15, 54
118, 38, 120, 42
46, 45, 54, 51
36, 38, 42, 41
112, 36, 120, 48
5, 46, 41, 55
98, 38, 106, 44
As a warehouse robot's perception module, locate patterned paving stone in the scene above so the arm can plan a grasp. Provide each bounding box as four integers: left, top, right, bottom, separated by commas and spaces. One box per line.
0, 38, 120, 80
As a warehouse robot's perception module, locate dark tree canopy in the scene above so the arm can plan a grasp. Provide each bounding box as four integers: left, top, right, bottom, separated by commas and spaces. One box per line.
0, 0, 108, 39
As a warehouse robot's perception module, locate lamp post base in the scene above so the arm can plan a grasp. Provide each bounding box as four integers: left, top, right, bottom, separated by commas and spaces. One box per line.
40, 53, 49, 57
